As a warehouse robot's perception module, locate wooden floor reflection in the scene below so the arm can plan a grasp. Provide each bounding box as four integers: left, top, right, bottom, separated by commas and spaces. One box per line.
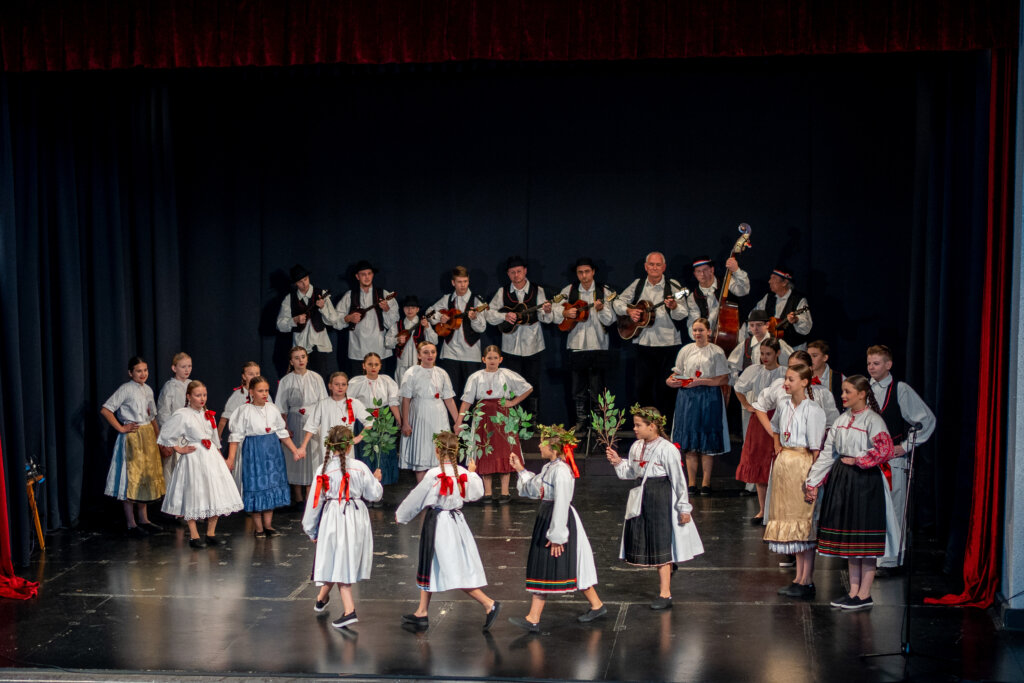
2, 461, 1021, 682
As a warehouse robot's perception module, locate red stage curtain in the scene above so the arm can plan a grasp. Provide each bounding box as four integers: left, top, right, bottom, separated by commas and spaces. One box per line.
924, 49, 1015, 610
1, 0, 1019, 72
0, 438, 39, 600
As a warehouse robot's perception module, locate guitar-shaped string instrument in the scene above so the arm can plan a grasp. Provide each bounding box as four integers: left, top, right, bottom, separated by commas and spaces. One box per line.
498, 294, 566, 334
616, 288, 691, 340
712, 223, 753, 355
395, 308, 434, 357
346, 291, 398, 330
768, 306, 809, 340
558, 292, 618, 332
435, 303, 490, 338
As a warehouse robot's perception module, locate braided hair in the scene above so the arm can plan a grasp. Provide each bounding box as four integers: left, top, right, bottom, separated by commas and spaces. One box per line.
787, 364, 815, 400
433, 431, 460, 480
842, 374, 880, 413
323, 424, 355, 480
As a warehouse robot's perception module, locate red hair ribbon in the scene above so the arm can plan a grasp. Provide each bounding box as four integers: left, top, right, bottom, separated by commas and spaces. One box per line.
341, 472, 351, 501
811, 376, 822, 386
346, 398, 355, 425
457, 473, 468, 498
437, 472, 454, 496
313, 473, 331, 507
204, 410, 217, 430
563, 444, 580, 479
201, 439, 212, 449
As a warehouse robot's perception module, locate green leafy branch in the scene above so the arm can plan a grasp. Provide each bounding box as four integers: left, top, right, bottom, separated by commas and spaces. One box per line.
490, 385, 535, 459
590, 388, 626, 451
458, 400, 493, 463
360, 398, 399, 471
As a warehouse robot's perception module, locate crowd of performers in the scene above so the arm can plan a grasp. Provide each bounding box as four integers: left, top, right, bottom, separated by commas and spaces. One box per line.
98, 252, 935, 629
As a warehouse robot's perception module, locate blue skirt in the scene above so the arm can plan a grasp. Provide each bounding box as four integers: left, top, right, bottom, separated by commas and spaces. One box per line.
240, 433, 291, 512
671, 385, 726, 455
355, 443, 399, 485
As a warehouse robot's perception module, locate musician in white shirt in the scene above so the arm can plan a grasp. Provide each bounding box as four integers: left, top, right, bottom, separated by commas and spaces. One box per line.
335, 260, 400, 376
684, 255, 750, 340
276, 264, 340, 378
428, 266, 487, 398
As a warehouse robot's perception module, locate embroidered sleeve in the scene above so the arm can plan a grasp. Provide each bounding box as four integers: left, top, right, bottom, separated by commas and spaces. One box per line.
857, 431, 895, 469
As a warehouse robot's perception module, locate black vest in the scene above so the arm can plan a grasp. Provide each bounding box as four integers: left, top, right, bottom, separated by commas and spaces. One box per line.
446, 293, 482, 347
823, 366, 843, 414
503, 282, 539, 325
876, 376, 908, 445
689, 281, 719, 320
352, 287, 386, 332
290, 287, 328, 333
628, 276, 687, 331
740, 335, 756, 371
764, 288, 809, 347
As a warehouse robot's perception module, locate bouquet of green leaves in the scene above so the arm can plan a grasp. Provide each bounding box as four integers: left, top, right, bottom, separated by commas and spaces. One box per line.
458, 400, 493, 463
360, 398, 399, 471
590, 389, 626, 451
490, 386, 535, 462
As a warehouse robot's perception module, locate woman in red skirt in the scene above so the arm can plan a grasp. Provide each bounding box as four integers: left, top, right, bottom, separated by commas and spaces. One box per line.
734, 338, 786, 523
457, 345, 533, 504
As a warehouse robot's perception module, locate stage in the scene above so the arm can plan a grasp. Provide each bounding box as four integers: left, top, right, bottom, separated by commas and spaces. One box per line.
1, 455, 1020, 683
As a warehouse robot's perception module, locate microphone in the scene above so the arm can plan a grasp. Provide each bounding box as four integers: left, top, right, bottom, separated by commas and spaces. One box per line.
906, 421, 924, 432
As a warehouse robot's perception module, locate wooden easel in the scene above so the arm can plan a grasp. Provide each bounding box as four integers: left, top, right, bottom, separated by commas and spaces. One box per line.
26, 473, 45, 550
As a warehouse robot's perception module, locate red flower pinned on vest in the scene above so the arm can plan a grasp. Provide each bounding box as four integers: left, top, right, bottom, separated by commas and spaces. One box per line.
201, 439, 212, 450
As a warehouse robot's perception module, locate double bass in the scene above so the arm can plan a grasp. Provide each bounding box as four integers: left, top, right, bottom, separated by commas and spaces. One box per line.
711, 223, 752, 355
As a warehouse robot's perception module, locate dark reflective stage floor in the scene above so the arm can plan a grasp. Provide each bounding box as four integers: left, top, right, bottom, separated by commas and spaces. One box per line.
3, 455, 1022, 682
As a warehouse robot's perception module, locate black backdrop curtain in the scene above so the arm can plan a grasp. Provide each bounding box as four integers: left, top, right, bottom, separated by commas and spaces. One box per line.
0, 51, 1008, 575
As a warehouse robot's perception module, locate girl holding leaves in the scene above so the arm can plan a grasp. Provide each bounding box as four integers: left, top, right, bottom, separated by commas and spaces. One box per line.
347, 353, 402, 493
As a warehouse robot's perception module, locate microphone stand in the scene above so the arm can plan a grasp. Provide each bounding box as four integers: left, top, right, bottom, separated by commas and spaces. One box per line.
861, 425, 953, 677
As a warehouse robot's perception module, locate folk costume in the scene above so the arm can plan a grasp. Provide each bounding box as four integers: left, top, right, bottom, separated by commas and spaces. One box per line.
103, 381, 165, 502
460, 367, 532, 476
158, 407, 243, 520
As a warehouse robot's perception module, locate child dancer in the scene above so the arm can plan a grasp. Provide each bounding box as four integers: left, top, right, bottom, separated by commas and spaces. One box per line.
509, 424, 605, 632
218, 361, 260, 437
734, 338, 786, 522
386, 295, 437, 388
348, 353, 402, 496
303, 425, 383, 629
458, 345, 533, 504
156, 352, 192, 485
606, 406, 703, 609
158, 381, 243, 547
299, 372, 374, 479
399, 342, 459, 482
665, 318, 730, 496
276, 346, 328, 505
764, 364, 826, 599
101, 357, 166, 537
395, 431, 501, 631
227, 376, 303, 537
806, 375, 898, 611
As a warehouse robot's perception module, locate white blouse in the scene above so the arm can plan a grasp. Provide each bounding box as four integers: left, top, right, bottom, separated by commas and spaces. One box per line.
222, 386, 250, 419
461, 368, 531, 404
156, 377, 190, 426
671, 342, 729, 380
612, 437, 692, 514
753, 377, 840, 427
347, 374, 401, 410
400, 366, 455, 401
103, 381, 156, 425
228, 403, 290, 442
806, 409, 894, 487
303, 396, 371, 436
734, 363, 787, 402
771, 397, 826, 449
275, 370, 328, 416
157, 407, 221, 450
516, 459, 576, 544
395, 466, 485, 522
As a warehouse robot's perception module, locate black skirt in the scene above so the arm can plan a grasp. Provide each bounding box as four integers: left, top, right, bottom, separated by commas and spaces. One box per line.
623, 476, 674, 566
817, 460, 888, 558
525, 501, 579, 594
416, 507, 440, 589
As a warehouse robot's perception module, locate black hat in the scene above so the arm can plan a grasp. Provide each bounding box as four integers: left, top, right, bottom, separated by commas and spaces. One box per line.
748, 309, 770, 323
289, 264, 312, 283
574, 257, 597, 271
771, 267, 793, 281
505, 255, 528, 270
352, 260, 378, 275
691, 256, 713, 269
401, 295, 420, 308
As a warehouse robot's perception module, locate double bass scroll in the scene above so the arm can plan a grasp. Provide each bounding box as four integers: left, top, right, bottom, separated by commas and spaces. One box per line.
712, 223, 752, 355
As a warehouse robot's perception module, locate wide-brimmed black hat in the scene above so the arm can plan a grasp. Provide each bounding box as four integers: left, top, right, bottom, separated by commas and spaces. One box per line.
352, 260, 378, 274
505, 255, 527, 270
400, 295, 420, 308
748, 309, 770, 323
574, 257, 597, 271
289, 264, 312, 283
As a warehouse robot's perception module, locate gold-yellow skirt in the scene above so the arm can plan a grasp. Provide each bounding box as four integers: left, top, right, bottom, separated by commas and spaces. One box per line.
104, 422, 166, 502
763, 446, 816, 544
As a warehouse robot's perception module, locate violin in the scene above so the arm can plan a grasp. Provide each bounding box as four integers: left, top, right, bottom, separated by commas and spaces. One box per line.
497, 294, 566, 334
767, 306, 809, 340
616, 289, 690, 340
434, 304, 489, 338
558, 292, 618, 332
712, 224, 752, 355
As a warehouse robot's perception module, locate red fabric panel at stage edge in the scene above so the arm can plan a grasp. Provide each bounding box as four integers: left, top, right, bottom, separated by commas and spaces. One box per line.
0, 438, 39, 600
924, 50, 1015, 610
0, 0, 1019, 72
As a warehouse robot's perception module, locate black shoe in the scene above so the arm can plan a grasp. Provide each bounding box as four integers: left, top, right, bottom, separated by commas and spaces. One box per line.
778, 554, 796, 567
141, 521, 163, 533
688, 486, 699, 496
253, 529, 267, 539
314, 595, 330, 613
332, 610, 358, 628
778, 582, 802, 596
483, 601, 501, 631
204, 536, 221, 546
402, 613, 429, 626
830, 594, 854, 608
841, 596, 874, 611
577, 605, 607, 623
739, 488, 757, 497
750, 516, 764, 525
508, 616, 540, 633
188, 537, 206, 549
263, 527, 282, 537
482, 496, 496, 505
700, 486, 713, 496
650, 596, 672, 610
497, 495, 511, 505
796, 583, 816, 599
126, 525, 148, 538
371, 500, 384, 508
